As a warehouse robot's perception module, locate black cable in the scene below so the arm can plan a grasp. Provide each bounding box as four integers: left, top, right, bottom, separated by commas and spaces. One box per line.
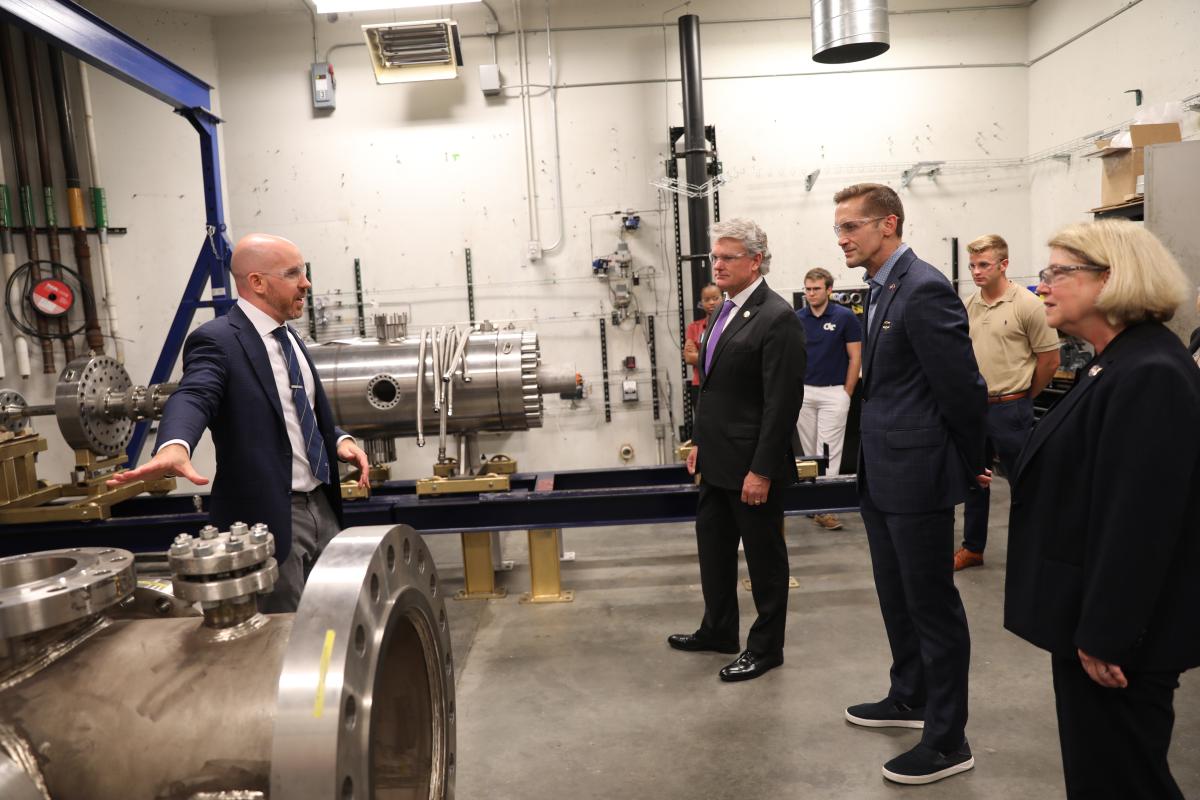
4, 259, 94, 340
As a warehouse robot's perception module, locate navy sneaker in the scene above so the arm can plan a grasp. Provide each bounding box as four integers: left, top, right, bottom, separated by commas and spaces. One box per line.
882, 741, 974, 785
844, 698, 925, 729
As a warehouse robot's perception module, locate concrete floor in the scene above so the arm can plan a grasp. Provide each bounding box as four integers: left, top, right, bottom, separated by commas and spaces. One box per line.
423, 481, 1200, 799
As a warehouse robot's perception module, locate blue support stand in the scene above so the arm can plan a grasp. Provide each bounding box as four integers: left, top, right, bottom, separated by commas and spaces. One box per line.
0, 0, 234, 464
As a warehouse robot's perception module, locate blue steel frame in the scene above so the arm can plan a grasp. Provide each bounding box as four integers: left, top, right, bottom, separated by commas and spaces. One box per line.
0, 466, 862, 557
0, 0, 235, 463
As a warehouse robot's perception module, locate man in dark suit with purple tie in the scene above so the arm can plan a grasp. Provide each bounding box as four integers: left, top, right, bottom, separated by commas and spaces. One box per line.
109, 234, 370, 612
667, 218, 806, 683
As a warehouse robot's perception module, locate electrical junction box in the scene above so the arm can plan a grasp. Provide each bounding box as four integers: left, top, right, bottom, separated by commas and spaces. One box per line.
311, 62, 335, 110
622, 379, 638, 403
479, 64, 501, 96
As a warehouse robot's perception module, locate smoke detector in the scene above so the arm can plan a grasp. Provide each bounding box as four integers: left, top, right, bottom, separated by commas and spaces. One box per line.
362, 19, 464, 84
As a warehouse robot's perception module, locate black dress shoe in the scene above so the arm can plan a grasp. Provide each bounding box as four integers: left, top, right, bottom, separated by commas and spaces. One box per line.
667, 633, 740, 654
718, 649, 783, 682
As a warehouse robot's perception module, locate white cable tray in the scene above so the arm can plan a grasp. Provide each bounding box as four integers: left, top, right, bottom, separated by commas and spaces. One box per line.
650, 174, 729, 199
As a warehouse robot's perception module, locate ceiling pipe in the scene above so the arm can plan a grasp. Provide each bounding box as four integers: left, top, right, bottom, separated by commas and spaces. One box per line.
811, 0, 890, 64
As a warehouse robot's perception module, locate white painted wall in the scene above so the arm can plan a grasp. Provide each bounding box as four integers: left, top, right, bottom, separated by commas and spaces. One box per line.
3, 0, 1198, 490
1026, 0, 1200, 273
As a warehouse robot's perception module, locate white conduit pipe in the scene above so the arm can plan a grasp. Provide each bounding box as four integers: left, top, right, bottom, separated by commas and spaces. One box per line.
0, 154, 30, 378
78, 62, 123, 363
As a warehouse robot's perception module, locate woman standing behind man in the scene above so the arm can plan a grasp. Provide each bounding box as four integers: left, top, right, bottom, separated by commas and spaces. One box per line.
1004, 219, 1200, 799
684, 283, 723, 416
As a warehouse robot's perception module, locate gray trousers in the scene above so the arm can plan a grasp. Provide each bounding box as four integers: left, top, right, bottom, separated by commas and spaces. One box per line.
262, 489, 340, 614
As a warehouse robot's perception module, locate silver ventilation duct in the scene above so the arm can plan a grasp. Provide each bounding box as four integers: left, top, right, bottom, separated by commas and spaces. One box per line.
811, 0, 890, 64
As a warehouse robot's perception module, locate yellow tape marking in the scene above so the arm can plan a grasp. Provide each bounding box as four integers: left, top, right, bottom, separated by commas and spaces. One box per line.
313, 629, 336, 718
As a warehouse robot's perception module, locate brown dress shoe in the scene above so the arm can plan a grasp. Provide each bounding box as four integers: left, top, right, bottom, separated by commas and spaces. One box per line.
813, 513, 844, 530
953, 547, 984, 571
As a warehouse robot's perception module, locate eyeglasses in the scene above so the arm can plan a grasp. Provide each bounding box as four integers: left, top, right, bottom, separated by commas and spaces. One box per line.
833, 216, 885, 237
1037, 264, 1109, 286
255, 266, 307, 283
708, 252, 748, 263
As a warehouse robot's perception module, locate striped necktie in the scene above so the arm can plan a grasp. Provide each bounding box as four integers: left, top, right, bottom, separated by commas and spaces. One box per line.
271, 326, 331, 484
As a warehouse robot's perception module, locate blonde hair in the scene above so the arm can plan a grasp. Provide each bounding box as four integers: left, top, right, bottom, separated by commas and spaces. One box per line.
966, 234, 1008, 262
1047, 220, 1189, 326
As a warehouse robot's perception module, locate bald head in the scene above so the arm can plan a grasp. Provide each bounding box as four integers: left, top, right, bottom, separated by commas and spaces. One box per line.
232, 233, 310, 324
231, 233, 303, 289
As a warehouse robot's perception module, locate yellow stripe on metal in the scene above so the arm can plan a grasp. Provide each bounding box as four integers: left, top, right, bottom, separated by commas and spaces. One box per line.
312, 629, 336, 718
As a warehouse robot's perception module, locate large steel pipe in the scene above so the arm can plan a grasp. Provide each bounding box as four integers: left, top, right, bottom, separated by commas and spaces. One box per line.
677, 14, 712, 319
311, 327, 573, 439
0, 524, 455, 799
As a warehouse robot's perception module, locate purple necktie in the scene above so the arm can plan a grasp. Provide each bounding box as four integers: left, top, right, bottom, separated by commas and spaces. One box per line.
704, 299, 736, 374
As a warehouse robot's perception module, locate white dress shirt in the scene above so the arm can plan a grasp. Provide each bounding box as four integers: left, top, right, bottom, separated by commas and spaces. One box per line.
727, 275, 764, 312
159, 298, 349, 491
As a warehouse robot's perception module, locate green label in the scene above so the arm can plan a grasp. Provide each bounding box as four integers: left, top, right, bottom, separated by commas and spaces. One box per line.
91, 187, 108, 228
42, 187, 57, 226
0, 185, 10, 228
19, 186, 34, 226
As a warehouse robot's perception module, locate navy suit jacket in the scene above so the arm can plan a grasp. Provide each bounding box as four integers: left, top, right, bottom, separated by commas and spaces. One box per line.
857, 248, 986, 513
694, 279, 807, 489
155, 303, 345, 561
1005, 322, 1200, 670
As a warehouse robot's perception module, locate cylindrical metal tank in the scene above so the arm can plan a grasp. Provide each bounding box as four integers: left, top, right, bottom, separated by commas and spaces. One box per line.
310, 327, 577, 439
0, 524, 455, 800
811, 0, 890, 64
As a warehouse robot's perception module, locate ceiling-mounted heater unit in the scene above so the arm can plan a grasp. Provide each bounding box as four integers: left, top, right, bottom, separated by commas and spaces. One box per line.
362, 19, 464, 84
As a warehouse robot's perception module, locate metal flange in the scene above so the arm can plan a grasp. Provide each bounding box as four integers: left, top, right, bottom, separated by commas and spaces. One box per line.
0, 547, 136, 639
168, 523, 278, 607
270, 524, 456, 800
54, 355, 134, 456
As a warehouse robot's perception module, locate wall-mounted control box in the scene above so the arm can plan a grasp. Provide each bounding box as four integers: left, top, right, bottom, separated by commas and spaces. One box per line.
312, 62, 336, 110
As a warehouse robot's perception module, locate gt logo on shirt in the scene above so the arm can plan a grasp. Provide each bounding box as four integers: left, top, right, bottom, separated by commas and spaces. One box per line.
822, 322, 837, 332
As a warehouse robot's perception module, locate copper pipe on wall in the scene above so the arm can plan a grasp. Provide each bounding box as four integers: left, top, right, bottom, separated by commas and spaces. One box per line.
0, 26, 54, 373
50, 49, 102, 353
24, 32, 74, 361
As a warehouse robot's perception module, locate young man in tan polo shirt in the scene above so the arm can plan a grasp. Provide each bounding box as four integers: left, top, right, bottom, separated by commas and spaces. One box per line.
956, 234, 1060, 570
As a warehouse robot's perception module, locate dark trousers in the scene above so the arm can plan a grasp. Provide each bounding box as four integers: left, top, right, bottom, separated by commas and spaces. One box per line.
262, 488, 341, 614
860, 481, 971, 752
962, 397, 1032, 553
694, 479, 790, 656
1051, 654, 1184, 800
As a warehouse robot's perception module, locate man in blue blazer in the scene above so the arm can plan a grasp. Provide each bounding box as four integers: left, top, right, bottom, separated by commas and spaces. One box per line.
110, 233, 369, 612
831, 185, 987, 784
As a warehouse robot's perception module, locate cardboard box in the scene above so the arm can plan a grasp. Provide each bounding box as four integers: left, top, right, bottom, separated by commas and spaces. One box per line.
1086, 123, 1181, 208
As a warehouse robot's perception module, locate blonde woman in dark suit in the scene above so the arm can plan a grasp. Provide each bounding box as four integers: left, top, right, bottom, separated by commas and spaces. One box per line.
1004, 219, 1200, 800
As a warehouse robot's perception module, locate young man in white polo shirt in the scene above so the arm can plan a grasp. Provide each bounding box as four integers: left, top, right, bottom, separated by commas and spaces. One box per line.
956, 234, 1060, 570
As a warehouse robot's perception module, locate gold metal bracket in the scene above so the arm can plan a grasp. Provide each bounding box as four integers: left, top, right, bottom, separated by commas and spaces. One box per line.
520, 528, 574, 604
340, 480, 371, 501
416, 473, 510, 497
454, 531, 508, 600
432, 458, 459, 478
484, 454, 517, 475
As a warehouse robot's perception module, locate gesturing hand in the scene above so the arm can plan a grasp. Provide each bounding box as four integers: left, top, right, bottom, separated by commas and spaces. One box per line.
337, 438, 372, 489
106, 443, 208, 488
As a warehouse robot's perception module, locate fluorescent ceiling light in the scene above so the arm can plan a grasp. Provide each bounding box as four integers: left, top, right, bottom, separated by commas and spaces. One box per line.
315, 0, 480, 12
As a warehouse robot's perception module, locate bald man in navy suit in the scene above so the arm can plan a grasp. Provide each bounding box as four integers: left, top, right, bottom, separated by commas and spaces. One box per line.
110, 234, 370, 612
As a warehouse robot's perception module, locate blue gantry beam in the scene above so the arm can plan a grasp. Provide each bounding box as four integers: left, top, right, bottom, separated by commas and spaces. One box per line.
0, 0, 235, 464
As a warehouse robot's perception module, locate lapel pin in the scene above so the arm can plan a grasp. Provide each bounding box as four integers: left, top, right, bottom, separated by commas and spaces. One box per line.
888, 283, 896, 290
743, 310, 751, 318
1088, 365, 1103, 377
882, 320, 892, 330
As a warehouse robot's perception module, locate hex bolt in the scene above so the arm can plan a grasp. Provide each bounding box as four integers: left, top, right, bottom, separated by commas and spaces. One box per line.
226, 539, 245, 553
250, 530, 269, 544
169, 542, 191, 556
230, 521, 249, 537
193, 543, 214, 557
199, 525, 219, 540
174, 533, 192, 545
